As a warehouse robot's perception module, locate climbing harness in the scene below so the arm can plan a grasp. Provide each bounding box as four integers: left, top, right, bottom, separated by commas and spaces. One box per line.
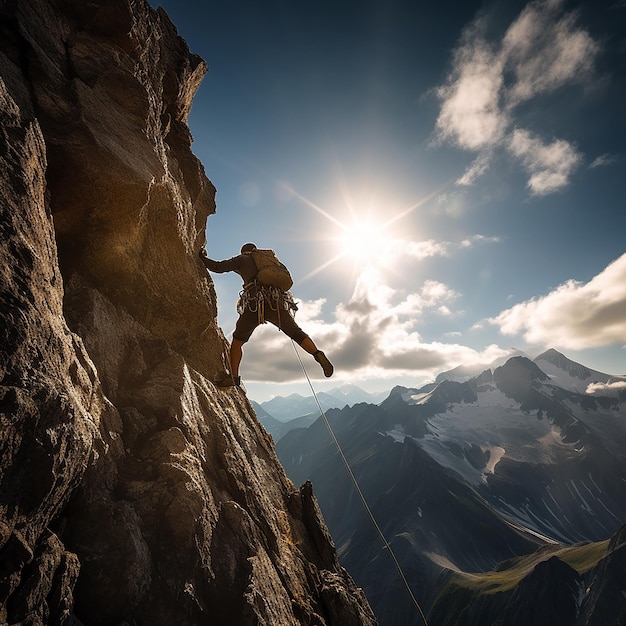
291, 340, 430, 626
238, 283, 298, 328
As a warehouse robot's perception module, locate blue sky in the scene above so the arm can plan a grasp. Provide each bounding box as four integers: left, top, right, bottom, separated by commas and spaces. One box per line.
150, 0, 626, 401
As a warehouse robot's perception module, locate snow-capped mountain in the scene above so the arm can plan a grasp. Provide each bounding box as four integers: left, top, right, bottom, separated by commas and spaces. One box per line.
276, 349, 626, 626
535, 347, 626, 394
436, 346, 626, 395
396, 356, 626, 543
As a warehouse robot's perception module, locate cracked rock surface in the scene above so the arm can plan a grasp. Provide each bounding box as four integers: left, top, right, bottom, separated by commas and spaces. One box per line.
0, 1, 376, 624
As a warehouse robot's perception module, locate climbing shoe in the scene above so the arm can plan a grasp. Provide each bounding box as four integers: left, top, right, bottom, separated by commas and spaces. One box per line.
215, 375, 241, 388
313, 351, 334, 377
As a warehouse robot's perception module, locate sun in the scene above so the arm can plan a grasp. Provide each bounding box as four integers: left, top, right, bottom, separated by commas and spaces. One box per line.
337, 218, 395, 265
284, 181, 440, 282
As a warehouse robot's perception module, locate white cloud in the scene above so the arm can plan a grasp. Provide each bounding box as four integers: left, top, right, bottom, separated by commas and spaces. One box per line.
489, 253, 626, 349
401, 234, 500, 260
291, 297, 327, 323
233, 235, 502, 383
402, 238, 452, 259
456, 153, 493, 186
435, 0, 600, 194
461, 234, 502, 247
435, 33, 507, 151
501, 1, 598, 105
239, 267, 487, 383
420, 279, 460, 307
507, 129, 582, 195
586, 380, 626, 395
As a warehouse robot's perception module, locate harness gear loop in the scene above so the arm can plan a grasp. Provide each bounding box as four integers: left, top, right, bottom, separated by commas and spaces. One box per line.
237, 282, 298, 328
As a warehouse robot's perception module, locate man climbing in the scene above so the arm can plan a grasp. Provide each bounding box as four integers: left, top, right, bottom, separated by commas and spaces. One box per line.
199, 243, 334, 387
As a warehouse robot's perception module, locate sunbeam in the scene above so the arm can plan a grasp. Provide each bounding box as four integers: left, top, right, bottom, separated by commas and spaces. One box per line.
281, 183, 345, 229
285, 177, 451, 283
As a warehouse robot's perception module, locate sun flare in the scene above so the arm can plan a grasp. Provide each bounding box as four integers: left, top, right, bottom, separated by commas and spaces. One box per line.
286, 181, 439, 282
337, 218, 396, 265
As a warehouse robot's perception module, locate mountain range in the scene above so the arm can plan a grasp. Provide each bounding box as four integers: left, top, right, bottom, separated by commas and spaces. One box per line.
252, 384, 389, 441
256, 383, 388, 421
275, 349, 626, 625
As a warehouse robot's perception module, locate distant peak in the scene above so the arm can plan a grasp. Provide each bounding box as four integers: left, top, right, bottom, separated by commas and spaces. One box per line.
534, 348, 592, 381
493, 356, 549, 401
498, 356, 548, 379
535, 348, 565, 361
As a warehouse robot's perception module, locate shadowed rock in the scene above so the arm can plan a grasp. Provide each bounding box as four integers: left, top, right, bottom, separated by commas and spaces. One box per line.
0, 0, 376, 623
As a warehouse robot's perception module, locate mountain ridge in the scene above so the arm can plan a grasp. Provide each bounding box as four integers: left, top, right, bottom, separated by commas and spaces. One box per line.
276, 350, 626, 625
256, 384, 388, 423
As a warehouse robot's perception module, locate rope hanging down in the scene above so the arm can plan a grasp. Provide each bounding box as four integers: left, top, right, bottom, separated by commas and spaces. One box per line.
291, 341, 430, 626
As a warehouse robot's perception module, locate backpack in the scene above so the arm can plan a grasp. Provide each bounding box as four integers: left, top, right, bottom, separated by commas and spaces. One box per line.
250, 249, 294, 290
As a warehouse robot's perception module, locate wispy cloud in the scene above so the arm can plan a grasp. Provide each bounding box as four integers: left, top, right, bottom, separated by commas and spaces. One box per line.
507, 129, 583, 195
501, 1, 597, 105
239, 236, 504, 384
241, 268, 463, 382
456, 153, 493, 187
489, 253, 626, 349
399, 234, 501, 260
586, 380, 626, 395
436, 32, 507, 151
589, 153, 618, 168
236, 233, 505, 382
435, 0, 600, 195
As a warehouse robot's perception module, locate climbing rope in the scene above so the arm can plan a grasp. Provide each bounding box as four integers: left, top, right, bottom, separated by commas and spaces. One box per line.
291, 341, 430, 626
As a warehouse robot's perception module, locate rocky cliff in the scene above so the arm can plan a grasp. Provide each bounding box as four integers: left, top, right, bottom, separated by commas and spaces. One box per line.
0, 0, 376, 624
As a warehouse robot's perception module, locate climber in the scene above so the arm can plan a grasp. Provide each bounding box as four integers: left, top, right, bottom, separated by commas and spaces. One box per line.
199, 243, 334, 387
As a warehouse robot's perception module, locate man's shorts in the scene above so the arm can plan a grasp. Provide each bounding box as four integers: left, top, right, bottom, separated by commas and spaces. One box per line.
233, 296, 309, 344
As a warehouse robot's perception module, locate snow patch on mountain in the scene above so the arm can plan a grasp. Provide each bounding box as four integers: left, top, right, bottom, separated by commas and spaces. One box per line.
385, 426, 407, 443
400, 390, 431, 404
498, 500, 569, 541
388, 382, 580, 487
536, 359, 606, 393
485, 446, 506, 475
534, 348, 625, 394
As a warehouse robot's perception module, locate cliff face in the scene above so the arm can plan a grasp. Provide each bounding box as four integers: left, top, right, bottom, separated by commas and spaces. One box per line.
0, 1, 376, 624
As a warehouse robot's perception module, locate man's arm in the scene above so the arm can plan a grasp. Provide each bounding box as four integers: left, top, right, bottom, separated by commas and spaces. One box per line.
199, 249, 241, 274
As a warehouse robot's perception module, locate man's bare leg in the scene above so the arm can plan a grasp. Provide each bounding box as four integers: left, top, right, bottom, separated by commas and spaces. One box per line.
299, 337, 333, 377
230, 338, 244, 378
215, 338, 245, 387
